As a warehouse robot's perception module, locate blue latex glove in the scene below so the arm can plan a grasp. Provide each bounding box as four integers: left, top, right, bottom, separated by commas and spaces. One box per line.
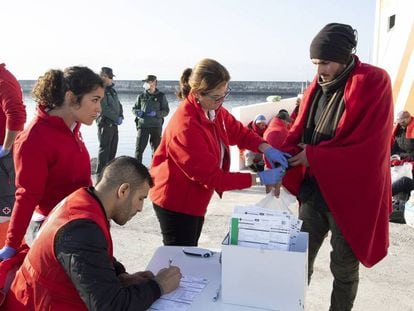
258, 167, 285, 185
264, 147, 290, 169
146, 111, 157, 117
117, 116, 123, 125
0, 145, 10, 158
0, 246, 17, 260
134, 110, 144, 118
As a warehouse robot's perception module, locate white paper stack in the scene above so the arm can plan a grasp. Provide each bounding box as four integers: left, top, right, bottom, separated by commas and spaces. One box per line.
229, 205, 302, 251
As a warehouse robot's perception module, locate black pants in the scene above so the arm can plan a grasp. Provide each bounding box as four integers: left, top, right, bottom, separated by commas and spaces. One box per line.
153, 204, 204, 246
135, 127, 162, 163
299, 178, 359, 311
96, 123, 118, 176
0, 150, 16, 216
392, 176, 414, 197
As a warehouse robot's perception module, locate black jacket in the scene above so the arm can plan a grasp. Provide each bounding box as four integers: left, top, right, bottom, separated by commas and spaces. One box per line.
54, 189, 161, 310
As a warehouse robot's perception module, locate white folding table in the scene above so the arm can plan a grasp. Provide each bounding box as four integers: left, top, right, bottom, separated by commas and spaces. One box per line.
146, 246, 270, 310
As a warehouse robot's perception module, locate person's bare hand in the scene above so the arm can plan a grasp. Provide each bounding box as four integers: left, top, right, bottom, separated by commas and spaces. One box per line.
273, 182, 282, 197
265, 183, 282, 197
154, 266, 182, 295
288, 149, 309, 167
265, 185, 273, 194
297, 143, 306, 149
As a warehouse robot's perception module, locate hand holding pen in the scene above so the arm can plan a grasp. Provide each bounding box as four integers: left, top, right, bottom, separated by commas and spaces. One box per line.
154, 259, 182, 295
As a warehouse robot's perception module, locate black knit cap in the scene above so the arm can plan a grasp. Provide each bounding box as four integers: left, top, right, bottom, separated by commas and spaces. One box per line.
310, 23, 357, 64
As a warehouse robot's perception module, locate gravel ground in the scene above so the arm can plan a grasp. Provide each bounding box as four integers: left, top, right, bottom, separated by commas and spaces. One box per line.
111, 186, 414, 311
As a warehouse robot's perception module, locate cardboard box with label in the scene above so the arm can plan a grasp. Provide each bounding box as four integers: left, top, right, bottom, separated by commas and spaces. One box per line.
221, 232, 308, 311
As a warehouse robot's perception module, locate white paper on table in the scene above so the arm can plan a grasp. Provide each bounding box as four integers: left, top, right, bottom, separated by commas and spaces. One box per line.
148, 275, 208, 311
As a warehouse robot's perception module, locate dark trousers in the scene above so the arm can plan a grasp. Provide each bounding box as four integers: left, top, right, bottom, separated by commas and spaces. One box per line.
0, 151, 16, 216
96, 123, 118, 176
153, 204, 204, 246
135, 127, 162, 163
392, 176, 414, 197
299, 179, 359, 311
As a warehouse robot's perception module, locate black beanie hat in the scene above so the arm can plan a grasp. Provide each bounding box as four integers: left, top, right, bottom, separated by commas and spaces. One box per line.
310, 23, 357, 64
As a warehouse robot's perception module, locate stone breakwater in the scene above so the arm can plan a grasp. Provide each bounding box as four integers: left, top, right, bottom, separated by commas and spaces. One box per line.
19, 80, 307, 96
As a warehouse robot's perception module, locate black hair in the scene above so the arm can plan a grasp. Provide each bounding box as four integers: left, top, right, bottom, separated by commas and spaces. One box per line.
98, 156, 153, 189
32, 66, 104, 109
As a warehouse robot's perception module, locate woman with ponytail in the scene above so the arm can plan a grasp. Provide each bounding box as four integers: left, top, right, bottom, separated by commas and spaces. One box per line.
150, 58, 289, 246
0, 66, 104, 260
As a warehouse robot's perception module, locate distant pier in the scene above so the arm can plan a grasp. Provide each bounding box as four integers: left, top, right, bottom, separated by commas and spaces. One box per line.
19, 80, 307, 96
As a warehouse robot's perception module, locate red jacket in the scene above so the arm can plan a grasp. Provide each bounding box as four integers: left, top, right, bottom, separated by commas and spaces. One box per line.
6, 107, 91, 248
4, 188, 112, 311
263, 117, 305, 195
246, 120, 267, 137
290, 105, 299, 122
282, 57, 393, 267
150, 93, 265, 216
0, 64, 26, 144
263, 117, 289, 157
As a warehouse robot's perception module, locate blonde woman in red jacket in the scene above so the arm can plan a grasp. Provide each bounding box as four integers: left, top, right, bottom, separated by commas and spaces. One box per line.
150, 59, 289, 246
0, 66, 104, 260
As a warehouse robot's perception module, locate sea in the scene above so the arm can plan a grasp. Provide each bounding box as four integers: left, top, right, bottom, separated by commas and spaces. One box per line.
21, 80, 302, 167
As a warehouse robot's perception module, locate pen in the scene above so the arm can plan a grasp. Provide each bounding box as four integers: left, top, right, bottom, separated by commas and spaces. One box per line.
169, 258, 173, 267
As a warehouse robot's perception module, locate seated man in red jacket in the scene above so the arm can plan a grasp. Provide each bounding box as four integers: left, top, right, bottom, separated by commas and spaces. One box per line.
263, 110, 294, 193
5, 156, 181, 311
391, 111, 414, 161
244, 114, 268, 172
263, 109, 292, 155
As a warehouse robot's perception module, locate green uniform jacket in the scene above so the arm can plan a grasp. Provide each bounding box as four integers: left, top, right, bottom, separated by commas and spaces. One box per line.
132, 89, 169, 128
96, 84, 123, 126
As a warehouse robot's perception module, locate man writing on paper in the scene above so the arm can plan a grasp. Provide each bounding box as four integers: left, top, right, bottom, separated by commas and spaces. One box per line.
5, 156, 181, 310
281, 23, 393, 310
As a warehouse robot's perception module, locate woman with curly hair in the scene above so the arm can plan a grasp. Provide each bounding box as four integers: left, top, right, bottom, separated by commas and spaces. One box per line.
0, 66, 104, 259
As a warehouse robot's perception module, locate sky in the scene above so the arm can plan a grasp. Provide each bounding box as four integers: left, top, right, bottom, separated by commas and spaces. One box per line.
1, 0, 376, 81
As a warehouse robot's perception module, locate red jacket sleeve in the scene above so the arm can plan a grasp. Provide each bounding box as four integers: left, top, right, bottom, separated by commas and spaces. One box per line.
221, 109, 265, 152
6, 136, 49, 248
0, 77, 26, 132
167, 127, 252, 193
